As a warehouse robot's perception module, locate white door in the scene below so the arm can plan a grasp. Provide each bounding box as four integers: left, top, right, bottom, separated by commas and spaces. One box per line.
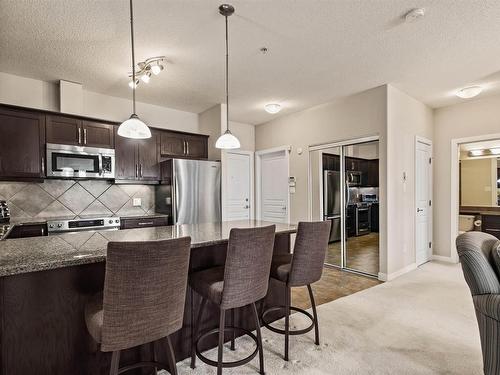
257, 149, 289, 223
416, 139, 433, 266
223, 151, 252, 221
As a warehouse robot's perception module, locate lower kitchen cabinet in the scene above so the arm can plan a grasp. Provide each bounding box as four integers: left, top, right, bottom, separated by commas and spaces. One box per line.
120, 216, 168, 229
482, 214, 500, 239
0, 107, 45, 179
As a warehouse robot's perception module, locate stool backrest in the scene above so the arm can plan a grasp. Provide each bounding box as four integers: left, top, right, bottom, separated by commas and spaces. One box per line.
289, 221, 331, 287
101, 237, 191, 352
221, 225, 276, 310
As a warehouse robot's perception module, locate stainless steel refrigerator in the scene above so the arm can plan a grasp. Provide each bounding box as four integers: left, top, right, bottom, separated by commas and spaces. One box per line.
155, 159, 221, 225
324, 170, 341, 242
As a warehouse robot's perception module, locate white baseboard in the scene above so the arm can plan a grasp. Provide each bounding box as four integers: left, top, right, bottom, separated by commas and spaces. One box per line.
431, 254, 456, 263
378, 263, 417, 282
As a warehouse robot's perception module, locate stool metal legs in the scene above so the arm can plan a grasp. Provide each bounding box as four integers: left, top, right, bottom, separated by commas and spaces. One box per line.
284, 286, 290, 361
307, 284, 320, 345
251, 302, 265, 375
192, 299, 265, 374
191, 297, 207, 369
110, 351, 120, 375
261, 283, 320, 361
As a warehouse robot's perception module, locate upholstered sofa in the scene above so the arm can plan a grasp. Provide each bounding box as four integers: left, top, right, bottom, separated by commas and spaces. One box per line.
456, 232, 500, 375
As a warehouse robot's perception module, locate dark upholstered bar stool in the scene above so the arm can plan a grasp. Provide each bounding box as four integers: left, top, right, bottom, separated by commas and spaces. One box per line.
190, 225, 276, 375
262, 221, 331, 361
85, 237, 191, 375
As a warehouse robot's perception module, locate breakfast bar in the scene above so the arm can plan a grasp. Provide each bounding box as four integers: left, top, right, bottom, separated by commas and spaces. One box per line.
0, 220, 296, 375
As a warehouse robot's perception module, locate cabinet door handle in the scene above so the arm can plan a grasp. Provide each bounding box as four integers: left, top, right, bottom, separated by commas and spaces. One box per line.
139, 164, 143, 178
83, 128, 87, 145
135, 164, 138, 178
186, 141, 189, 155
183, 140, 186, 155
41, 156, 45, 174
78, 128, 82, 144
138, 221, 154, 226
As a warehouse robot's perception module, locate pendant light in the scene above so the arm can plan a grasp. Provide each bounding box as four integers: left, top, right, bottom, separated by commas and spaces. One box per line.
118, 0, 151, 139
215, 4, 240, 150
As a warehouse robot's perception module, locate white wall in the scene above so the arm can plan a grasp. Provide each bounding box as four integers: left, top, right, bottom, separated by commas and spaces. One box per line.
255, 85, 388, 274
434, 94, 500, 258
0, 72, 199, 133
198, 105, 222, 160
386, 85, 433, 275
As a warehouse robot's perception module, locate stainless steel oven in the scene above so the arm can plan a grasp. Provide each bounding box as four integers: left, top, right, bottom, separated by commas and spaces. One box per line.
46, 143, 115, 179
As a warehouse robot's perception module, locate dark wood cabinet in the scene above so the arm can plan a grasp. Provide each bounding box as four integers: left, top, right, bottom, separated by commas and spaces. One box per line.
0, 107, 45, 179
120, 215, 168, 229
46, 115, 114, 149
82, 121, 114, 149
345, 157, 360, 172
360, 159, 379, 187
115, 129, 138, 180
160, 131, 208, 159
138, 130, 160, 180
115, 128, 160, 181
482, 215, 500, 239
46, 115, 81, 146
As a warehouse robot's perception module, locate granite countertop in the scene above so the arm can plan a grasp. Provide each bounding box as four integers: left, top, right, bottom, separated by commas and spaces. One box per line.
0, 220, 296, 277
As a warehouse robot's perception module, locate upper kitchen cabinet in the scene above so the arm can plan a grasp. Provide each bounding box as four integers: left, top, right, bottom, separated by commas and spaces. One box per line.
46, 115, 114, 149
114, 127, 160, 181
0, 107, 45, 179
160, 130, 208, 159
46, 115, 81, 146
81, 121, 115, 149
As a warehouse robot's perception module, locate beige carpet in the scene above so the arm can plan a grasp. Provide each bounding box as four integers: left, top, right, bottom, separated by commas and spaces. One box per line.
176, 262, 483, 374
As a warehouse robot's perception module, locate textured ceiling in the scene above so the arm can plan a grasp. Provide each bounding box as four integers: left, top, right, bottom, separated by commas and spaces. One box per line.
1, 0, 500, 125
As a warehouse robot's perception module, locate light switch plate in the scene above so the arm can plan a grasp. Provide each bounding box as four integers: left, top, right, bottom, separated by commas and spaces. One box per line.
132, 198, 142, 207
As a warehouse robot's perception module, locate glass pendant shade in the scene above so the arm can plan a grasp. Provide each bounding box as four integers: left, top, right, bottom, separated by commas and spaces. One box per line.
117, 114, 152, 139
216, 129, 240, 149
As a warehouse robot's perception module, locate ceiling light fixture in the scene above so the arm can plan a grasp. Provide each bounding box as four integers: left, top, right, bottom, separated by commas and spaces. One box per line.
456, 86, 483, 99
265, 103, 281, 114
118, 0, 151, 139
404, 8, 426, 23
469, 149, 485, 157
215, 4, 240, 150
128, 56, 166, 88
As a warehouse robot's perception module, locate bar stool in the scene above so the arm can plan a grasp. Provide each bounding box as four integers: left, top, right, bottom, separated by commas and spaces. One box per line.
262, 221, 331, 361
190, 225, 276, 375
85, 237, 191, 375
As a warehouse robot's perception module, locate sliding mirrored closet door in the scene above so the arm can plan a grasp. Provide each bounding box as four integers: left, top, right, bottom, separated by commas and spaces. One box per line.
309, 139, 380, 277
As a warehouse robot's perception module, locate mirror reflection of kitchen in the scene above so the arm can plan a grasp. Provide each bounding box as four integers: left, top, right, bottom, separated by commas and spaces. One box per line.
458, 140, 500, 239
310, 140, 380, 277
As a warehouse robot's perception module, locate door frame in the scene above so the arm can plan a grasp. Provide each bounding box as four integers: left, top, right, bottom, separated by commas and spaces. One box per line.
415, 136, 433, 266
255, 145, 291, 223
221, 149, 255, 221
450, 132, 500, 263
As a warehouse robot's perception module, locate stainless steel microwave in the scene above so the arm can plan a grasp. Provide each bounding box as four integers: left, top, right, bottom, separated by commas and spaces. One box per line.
346, 171, 362, 186
46, 143, 115, 179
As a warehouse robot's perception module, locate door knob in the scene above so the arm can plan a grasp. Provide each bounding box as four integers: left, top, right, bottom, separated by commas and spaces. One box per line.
417, 208, 424, 213
244, 205, 249, 209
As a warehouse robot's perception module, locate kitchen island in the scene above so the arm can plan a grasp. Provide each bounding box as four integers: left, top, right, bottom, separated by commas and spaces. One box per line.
0, 220, 296, 375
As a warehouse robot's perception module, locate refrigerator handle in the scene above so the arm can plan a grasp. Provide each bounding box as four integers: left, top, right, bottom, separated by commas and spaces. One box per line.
323, 171, 328, 217
172, 164, 177, 224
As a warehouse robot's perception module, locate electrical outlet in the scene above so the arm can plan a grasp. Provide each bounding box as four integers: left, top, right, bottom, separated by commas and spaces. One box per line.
132, 198, 142, 207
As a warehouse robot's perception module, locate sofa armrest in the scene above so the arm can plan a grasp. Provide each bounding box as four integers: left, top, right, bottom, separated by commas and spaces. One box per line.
473, 294, 500, 321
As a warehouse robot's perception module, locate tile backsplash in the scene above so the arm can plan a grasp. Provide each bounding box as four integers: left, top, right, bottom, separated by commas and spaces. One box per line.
0, 180, 156, 221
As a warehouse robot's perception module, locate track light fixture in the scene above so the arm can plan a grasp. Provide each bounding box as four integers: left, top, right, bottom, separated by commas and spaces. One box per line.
128, 56, 166, 87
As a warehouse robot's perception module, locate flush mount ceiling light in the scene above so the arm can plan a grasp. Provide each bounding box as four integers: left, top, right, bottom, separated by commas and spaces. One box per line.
404, 8, 426, 23
128, 56, 166, 88
264, 103, 282, 114
215, 4, 240, 150
118, 0, 151, 139
456, 86, 483, 99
